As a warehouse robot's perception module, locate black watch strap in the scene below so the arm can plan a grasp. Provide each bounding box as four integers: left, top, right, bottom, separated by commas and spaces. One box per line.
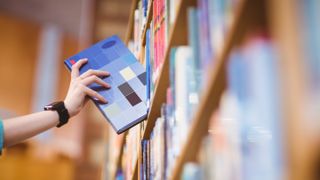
44, 101, 70, 128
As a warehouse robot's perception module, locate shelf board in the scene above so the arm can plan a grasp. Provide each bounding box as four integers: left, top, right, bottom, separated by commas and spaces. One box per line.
169, 0, 253, 179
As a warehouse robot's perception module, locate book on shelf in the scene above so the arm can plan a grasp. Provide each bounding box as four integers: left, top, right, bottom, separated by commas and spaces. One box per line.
145, 29, 151, 109
152, 0, 169, 83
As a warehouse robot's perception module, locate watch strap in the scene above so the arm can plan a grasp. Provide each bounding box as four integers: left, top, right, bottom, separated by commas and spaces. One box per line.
55, 102, 69, 127
44, 101, 70, 128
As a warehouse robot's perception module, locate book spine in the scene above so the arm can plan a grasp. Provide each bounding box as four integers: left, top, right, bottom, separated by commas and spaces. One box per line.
134, 9, 140, 56
146, 29, 151, 110
64, 60, 72, 71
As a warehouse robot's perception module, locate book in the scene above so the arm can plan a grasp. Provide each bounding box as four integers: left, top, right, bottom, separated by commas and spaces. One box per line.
187, 7, 201, 113
146, 29, 151, 109
64, 35, 148, 134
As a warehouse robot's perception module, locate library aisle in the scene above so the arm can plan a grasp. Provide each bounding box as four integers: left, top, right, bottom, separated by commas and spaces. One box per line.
0, 0, 319, 180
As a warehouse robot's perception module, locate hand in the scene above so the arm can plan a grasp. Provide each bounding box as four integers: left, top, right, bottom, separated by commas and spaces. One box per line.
64, 58, 110, 117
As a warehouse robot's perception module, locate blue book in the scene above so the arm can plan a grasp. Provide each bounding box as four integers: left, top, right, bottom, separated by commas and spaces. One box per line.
146, 29, 151, 110
64, 35, 147, 134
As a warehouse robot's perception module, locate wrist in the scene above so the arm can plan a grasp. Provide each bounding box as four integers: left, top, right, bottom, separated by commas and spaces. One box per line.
64, 99, 76, 117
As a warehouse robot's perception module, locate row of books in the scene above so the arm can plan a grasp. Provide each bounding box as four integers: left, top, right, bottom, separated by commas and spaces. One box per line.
132, 0, 181, 82
133, 0, 150, 56
121, 0, 242, 179
181, 34, 285, 180
141, 106, 167, 180
131, 0, 240, 107
138, 0, 242, 178
117, 1, 180, 179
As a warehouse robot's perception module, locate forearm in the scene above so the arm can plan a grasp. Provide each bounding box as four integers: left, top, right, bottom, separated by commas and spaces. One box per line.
2, 111, 59, 147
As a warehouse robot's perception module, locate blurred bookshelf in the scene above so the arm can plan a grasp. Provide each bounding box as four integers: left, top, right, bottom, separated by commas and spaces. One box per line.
103, 0, 320, 180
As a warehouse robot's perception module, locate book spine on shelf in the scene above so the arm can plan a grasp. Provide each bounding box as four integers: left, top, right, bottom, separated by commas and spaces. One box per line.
134, 9, 140, 57
150, 20, 156, 98
187, 7, 201, 115
174, 46, 192, 144
146, 29, 151, 110
197, 0, 213, 73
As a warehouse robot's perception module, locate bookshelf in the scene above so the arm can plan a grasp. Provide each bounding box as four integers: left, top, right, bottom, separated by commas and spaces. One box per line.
106, 0, 320, 179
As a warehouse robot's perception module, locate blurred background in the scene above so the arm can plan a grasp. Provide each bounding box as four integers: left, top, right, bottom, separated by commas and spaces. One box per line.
0, 0, 131, 179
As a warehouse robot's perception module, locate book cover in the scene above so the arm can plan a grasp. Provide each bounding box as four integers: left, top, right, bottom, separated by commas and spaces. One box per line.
64, 35, 148, 134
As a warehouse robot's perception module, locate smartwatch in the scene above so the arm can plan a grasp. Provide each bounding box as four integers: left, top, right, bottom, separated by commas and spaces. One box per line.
44, 101, 70, 128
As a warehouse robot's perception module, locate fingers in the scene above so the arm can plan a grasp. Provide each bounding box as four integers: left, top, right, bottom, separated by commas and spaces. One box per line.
80, 69, 110, 79
82, 85, 107, 103
71, 58, 88, 79
82, 75, 110, 88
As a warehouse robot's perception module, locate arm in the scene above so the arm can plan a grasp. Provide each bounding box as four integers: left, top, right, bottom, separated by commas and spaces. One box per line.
2, 58, 110, 147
